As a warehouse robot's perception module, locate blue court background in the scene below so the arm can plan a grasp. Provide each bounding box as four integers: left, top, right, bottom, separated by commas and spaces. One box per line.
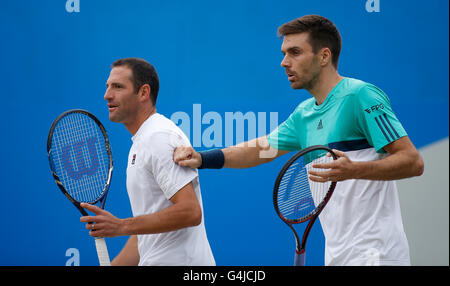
0, 0, 448, 266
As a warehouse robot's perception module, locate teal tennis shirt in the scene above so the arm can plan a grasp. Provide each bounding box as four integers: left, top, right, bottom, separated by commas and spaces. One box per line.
268, 77, 411, 266
267, 77, 407, 153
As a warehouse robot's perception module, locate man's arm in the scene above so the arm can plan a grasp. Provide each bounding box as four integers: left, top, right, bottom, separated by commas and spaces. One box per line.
80, 181, 202, 237
122, 181, 202, 234
309, 136, 424, 182
111, 235, 139, 266
173, 136, 290, 169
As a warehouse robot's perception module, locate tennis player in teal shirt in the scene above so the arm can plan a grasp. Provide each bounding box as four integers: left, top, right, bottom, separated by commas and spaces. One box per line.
174, 15, 424, 265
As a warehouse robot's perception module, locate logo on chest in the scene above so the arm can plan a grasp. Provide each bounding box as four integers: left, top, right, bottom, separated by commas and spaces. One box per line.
131, 154, 136, 165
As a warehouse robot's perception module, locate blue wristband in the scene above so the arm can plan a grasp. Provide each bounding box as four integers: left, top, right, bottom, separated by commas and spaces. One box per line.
199, 149, 225, 169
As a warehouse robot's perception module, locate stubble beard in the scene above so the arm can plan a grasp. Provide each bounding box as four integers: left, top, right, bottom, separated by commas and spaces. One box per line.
292, 71, 320, 91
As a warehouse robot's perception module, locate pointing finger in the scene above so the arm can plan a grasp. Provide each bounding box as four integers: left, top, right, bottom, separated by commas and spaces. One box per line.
80, 203, 104, 215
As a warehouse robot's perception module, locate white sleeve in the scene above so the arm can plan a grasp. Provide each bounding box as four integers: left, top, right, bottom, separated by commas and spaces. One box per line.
145, 131, 198, 200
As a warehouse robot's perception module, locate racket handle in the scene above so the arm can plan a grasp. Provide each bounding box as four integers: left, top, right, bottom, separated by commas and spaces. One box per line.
294, 250, 305, 266
94, 236, 111, 266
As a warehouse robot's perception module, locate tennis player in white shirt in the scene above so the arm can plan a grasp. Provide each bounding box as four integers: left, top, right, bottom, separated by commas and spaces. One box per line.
80, 58, 215, 266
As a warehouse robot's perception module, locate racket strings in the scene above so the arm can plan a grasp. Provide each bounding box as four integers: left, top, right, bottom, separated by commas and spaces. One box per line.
49, 112, 110, 203
277, 150, 333, 222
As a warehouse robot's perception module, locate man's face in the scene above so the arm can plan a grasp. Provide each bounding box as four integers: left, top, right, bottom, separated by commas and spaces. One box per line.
104, 66, 139, 124
280, 32, 321, 90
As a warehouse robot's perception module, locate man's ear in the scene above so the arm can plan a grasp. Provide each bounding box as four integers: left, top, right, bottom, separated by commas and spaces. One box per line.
319, 47, 332, 67
138, 84, 152, 102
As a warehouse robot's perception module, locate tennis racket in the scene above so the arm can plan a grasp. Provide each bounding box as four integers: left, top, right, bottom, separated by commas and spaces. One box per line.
47, 109, 113, 266
273, 145, 337, 266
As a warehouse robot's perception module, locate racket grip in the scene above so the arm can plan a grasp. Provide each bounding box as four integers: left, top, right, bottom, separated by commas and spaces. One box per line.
94, 236, 111, 266
294, 250, 306, 266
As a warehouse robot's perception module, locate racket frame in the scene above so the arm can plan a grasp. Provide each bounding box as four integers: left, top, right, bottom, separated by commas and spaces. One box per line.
47, 109, 113, 266
273, 145, 337, 266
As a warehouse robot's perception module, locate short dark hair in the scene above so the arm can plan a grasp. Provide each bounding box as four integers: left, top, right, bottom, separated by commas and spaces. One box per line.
278, 15, 341, 69
112, 58, 160, 105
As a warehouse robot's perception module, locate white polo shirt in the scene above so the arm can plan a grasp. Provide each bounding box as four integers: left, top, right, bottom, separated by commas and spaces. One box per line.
126, 113, 215, 266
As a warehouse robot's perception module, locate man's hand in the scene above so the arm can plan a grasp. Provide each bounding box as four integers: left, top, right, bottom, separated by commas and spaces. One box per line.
308, 149, 355, 182
173, 146, 202, 168
80, 203, 125, 238
309, 137, 424, 182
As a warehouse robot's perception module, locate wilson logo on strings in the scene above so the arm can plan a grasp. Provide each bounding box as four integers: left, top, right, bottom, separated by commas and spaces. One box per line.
62, 137, 99, 180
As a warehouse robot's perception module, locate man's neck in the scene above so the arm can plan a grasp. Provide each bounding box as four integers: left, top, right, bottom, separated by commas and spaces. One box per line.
308, 70, 344, 105
125, 107, 157, 136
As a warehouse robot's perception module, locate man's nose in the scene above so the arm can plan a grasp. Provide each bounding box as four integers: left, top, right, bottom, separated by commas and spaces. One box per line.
104, 88, 112, 101
281, 56, 290, 68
